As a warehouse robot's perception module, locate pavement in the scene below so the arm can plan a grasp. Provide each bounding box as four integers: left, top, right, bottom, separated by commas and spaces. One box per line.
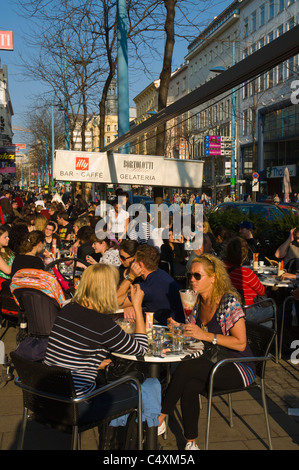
1, 322, 299, 452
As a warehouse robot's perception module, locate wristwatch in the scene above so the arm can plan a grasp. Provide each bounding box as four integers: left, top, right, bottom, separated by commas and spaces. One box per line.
212, 334, 217, 345
124, 273, 134, 282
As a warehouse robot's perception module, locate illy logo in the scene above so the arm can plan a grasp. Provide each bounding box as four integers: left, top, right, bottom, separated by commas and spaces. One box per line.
76, 157, 89, 170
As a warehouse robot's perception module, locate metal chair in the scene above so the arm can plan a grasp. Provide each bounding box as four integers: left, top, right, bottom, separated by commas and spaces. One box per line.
45, 257, 89, 294
10, 351, 143, 450
279, 295, 299, 360
202, 321, 276, 450
244, 297, 278, 363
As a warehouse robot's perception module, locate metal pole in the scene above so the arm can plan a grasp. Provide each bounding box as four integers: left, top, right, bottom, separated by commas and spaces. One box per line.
117, 0, 130, 154
52, 91, 55, 185
64, 29, 70, 150
230, 41, 236, 199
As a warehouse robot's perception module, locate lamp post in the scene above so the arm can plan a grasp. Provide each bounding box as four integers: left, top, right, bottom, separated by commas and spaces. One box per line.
117, 0, 130, 154
52, 91, 55, 186
63, 29, 70, 151
210, 42, 236, 199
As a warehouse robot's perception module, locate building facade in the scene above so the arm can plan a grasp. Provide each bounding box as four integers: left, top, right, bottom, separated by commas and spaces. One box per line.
184, 0, 299, 199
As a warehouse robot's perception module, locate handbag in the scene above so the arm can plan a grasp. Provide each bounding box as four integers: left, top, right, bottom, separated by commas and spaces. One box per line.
102, 357, 146, 384
201, 340, 232, 364
253, 294, 273, 308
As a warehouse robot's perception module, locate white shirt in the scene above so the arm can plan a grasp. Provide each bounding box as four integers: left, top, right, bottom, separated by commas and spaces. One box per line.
107, 208, 129, 236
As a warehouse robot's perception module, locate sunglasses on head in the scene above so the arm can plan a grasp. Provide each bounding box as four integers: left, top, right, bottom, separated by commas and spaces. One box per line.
187, 272, 202, 281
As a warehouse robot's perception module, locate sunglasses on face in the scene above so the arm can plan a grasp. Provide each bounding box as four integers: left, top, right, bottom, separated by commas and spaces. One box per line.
187, 272, 203, 281
120, 254, 133, 261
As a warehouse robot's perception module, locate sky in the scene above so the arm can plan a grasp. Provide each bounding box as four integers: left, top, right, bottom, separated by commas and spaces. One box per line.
1, 0, 233, 147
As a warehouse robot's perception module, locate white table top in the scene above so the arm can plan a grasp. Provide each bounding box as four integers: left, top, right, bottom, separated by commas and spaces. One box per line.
112, 341, 204, 363
259, 274, 295, 288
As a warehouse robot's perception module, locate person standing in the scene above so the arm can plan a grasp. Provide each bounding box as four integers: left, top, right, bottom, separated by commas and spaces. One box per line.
106, 199, 129, 242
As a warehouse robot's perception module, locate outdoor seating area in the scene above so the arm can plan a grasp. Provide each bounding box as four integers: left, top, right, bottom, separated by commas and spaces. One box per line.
0, 188, 298, 452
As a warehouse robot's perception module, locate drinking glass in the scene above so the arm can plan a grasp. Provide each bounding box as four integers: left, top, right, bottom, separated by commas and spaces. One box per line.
179, 289, 198, 342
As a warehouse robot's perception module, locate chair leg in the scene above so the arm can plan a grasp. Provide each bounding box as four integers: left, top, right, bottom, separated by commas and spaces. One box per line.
260, 379, 273, 450
18, 407, 28, 450
228, 394, 233, 428
204, 394, 213, 450
71, 425, 79, 450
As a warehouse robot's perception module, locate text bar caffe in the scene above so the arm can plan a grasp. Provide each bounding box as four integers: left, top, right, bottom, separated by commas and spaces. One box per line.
54, 150, 204, 189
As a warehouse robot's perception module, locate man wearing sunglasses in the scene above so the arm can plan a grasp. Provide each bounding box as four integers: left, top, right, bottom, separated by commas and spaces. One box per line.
117, 244, 185, 325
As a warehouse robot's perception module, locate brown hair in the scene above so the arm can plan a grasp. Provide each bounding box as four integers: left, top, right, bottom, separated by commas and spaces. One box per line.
19, 230, 45, 255
135, 244, 160, 271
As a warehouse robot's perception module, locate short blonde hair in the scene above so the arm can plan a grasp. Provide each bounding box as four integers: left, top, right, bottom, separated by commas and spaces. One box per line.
72, 264, 119, 314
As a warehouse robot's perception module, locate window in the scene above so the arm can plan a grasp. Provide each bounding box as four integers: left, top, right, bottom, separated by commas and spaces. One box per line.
106, 136, 110, 144
243, 81, 249, 99
107, 125, 110, 132
277, 63, 284, 83
269, 0, 275, 19
259, 73, 265, 92
288, 17, 295, 30
288, 57, 295, 78
279, 0, 284, 12
259, 37, 265, 49
260, 4, 265, 26
244, 17, 249, 37
243, 109, 248, 135
268, 31, 274, 43
252, 10, 257, 32
268, 69, 274, 88
277, 24, 284, 37
182, 77, 186, 92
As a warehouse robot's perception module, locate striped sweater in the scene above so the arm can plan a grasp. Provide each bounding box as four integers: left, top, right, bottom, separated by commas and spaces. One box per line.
44, 302, 148, 396
226, 263, 265, 305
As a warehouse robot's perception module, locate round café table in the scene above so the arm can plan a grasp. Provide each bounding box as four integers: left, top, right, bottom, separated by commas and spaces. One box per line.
112, 344, 202, 450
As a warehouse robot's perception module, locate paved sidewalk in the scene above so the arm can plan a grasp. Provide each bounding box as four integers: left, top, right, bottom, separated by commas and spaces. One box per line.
1, 324, 299, 451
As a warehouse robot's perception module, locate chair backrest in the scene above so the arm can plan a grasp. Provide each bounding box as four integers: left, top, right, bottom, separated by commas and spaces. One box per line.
13, 288, 60, 337
245, 321, 276, 378
10, 351, 77, 427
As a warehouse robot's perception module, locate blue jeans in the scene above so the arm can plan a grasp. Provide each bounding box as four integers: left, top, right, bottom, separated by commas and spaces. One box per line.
78, 383, 138, 425
245, 304, 273, 329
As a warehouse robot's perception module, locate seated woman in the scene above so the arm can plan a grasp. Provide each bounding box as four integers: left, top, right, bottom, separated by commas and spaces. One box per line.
158, 254, 256, 450
0, 226, 15, 285
76, 225, 99, 263
225, 237, 273, 327
87, 231, 121, 268
160, 228, 186, 277
44, 264, 148, 423
11, 230, 45, 277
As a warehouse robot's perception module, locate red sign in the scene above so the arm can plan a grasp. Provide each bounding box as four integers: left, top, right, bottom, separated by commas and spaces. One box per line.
0, 31, 13, 51
75, 157, 89, 171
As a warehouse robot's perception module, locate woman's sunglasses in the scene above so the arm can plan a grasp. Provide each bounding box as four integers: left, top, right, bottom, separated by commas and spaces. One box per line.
187, 272, 202, 281
120, 254, 133, 261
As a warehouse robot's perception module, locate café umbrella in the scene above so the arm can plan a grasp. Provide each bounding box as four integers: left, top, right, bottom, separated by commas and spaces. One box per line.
282, 167, 292, 203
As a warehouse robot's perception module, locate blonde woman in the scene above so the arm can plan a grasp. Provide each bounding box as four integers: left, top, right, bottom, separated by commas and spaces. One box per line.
44, 264, 148, 420
158, 254, 256, 450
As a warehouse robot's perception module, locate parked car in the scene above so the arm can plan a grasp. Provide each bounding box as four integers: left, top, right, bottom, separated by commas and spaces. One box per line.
210, 202, 285, 221
277, 203, 299, 217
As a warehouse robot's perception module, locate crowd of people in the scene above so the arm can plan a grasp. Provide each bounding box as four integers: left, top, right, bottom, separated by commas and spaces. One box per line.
1, 186, 298, 451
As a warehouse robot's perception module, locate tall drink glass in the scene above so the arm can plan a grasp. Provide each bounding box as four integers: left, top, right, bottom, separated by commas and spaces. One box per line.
179, 289, 198, 342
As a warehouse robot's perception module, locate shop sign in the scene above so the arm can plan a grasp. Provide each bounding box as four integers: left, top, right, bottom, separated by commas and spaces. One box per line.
266, 164, 296, 179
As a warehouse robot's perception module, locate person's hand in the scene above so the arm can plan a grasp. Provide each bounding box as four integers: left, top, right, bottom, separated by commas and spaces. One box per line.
123, 306, 136, 320
129, 261, 143, 279
290, 228, 296, 242
282, 272, 296, 280
130, 284, 144, 310
184, 323, 203, 340
97, 358, 112, 370
86, 255, 97, 264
